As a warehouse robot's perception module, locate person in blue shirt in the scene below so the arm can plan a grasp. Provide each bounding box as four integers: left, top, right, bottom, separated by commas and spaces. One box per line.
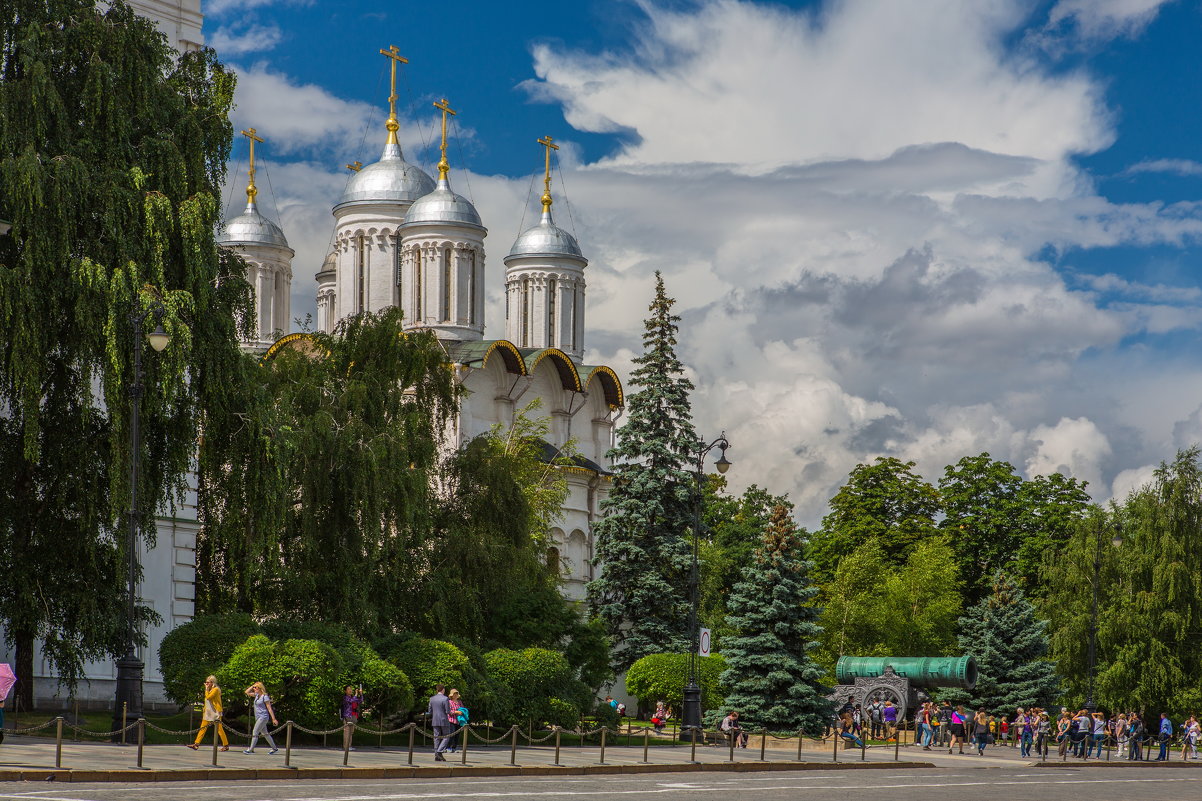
1157, 713, 1173, 761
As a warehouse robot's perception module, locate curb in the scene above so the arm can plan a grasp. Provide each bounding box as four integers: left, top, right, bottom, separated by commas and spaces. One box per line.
0, 760, 936, 783
1033, 760, 1202, 768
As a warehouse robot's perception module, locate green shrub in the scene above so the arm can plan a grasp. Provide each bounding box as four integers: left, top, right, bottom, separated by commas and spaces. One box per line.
158, 614, 262, 706
591, 700, 620, 728
625, 652, 727, 711
383, 638, 469, 702
356, 651, 414, 717
261, 620, 371, 675
216, 635, 345, 729
484, 647, 583, 726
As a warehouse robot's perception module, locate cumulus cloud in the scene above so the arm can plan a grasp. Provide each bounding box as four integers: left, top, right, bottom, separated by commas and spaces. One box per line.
1043, 0, 1174, 45
241, 0, 1202, 524
209, 23, 282, 56
207, 0, 313, 16
1124, 158, 1202, 177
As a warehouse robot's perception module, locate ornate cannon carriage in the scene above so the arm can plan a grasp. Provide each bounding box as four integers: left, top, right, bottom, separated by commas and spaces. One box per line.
830, 655, 977, 722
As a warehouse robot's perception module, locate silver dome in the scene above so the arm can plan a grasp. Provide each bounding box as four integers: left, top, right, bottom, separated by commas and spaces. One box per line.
402, 178, 484, 229
218, 200, 291, 250
335, 143, 435, 210
507, 211, 585, 262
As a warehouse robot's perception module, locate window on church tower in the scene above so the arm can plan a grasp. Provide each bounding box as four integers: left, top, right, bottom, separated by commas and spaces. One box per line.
356, 234, 366, 313
414, 247, 423, 321
467, 250, 475, 324
442, 247, 452, 321
547, 278, 556, 347
570, 284, 578, 351
521, 277, 530, 347
392, 234, 401, 306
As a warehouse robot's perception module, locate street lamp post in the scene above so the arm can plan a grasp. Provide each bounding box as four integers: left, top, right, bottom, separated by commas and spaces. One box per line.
1085, 519, 1123, 714
111, 302, 169, 739
683, 433, 731, 735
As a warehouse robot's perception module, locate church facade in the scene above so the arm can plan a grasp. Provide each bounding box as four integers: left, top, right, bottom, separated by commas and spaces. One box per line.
226, 63, 624, 605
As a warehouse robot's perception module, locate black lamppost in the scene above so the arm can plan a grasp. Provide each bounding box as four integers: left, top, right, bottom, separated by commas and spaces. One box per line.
111, 302, 170, 738
683, 433, 731, 735
1085, 519, 1123, 713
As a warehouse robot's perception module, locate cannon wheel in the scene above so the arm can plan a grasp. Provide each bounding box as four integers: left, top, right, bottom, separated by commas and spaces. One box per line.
863, 683, 907, 724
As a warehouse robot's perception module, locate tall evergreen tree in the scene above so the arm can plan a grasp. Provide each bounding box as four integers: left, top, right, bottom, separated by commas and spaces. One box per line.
714, 505, 829, 733
588, 272, 698, 672
943, 573, 1059, 712
0, 1, 248, 705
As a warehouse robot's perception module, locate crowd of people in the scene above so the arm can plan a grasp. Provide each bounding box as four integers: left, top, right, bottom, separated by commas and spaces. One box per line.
836, 695, 1202, 760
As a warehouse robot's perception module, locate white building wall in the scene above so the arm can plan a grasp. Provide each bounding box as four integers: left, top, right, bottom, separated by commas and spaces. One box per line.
126, 0, 204, 53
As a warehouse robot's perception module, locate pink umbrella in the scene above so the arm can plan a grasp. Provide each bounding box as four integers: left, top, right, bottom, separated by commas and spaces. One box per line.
0, 664, 15, 701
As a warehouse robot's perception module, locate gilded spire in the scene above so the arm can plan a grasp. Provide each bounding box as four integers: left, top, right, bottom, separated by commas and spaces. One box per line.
433, 98, 457, 183
537, 135, 559, 215
379, 45, 408, 146
240, 127, 264, 210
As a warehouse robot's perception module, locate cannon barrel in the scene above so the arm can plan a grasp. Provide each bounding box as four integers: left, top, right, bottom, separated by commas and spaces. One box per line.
835, 656, 977, 691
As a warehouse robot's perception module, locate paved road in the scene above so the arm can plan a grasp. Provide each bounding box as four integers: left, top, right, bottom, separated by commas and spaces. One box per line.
0, 766, 1197, 801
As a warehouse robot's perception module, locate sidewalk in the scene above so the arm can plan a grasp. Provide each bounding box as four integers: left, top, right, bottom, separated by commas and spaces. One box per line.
0, 736, 936, 783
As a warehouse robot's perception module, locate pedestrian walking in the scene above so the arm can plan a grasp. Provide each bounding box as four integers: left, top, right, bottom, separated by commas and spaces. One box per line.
1181, 715, 1199, 760
919, 702, 934, 750
1015, 708, 1033, 757
428, 684, 453, 761
1128, 713, 1144, 761
974, 709, 989, 755
242, 682, 279, 755
188, 676, 228, 751
938, 701, 953, 747
1035, 712, 1051, 759
1157, 713, 1173, 761
949, 705, 967, 754
446, 689, 464, 753
883, 699, 898, 740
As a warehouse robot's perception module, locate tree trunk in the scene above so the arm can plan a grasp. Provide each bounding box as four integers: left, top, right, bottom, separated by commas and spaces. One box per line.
13, 628, 34, 712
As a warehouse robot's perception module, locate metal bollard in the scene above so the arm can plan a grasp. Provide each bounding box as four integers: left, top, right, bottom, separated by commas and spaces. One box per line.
832, 731, 838, 762
553, 726, 562, 767
285, 721, 293, 768
797, 729, 804, 761
895, 726, 900, 761
460, 725, 468, 765
861, 729, 866, 761
760, 731, 767, 761
137, 718, 146, 768
690, 727, 698, 764
211, 718, 219, 766
122, 702, 128, 746
343, 721, 351, 766
510, 724, 518, 766
407, 722, 415, 766
55, 716, 64, 769
728, 729, 736, 762
599, 726, 607, 764
642, 727, 650, 763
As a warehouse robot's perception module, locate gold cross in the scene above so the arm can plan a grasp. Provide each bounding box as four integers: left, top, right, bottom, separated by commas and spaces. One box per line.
345, 161, 363, 172
240, 127, 265, 203
433, 98, 457, 181
538, 135, 559, 214
379, 45, 408, 145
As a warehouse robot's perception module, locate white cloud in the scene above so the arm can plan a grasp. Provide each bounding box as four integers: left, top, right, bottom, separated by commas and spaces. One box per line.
207, 0, 312, 16
244, 0, 1202, 525
1044, 0, 1174, 44
1124, 158, 1202, 177
209, 23, 282, 56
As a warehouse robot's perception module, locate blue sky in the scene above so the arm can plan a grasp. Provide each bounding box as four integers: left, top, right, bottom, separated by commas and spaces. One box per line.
203, 0, 1202, 523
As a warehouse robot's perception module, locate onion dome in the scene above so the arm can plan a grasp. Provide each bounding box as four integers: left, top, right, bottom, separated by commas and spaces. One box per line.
508, 210, 584, 261
403, 177, 483, 229
218, 197, 290, 249
334, 143, 435, 211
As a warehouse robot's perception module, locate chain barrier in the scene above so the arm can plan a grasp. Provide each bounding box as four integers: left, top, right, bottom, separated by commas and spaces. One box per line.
289, 721, 348, 737
469, 725, 514, 745
352, 722, 412, 737
7, 719, 58, 735
65, 722, 139, 738
144, 720, 203, 736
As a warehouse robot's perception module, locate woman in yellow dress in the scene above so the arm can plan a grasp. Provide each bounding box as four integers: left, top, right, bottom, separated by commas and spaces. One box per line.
188, 675, 229, 750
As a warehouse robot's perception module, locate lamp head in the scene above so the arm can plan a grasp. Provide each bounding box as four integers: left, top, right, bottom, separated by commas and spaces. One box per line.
1111, 522, 1123, 549
714, 438, 731, 474
147, 322, 170, 352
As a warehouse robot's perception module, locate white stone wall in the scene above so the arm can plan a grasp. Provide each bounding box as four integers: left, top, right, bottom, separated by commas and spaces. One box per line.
125, 0, 204, 53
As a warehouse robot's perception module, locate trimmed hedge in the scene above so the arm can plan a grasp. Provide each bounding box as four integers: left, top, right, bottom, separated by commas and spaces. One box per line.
216, 635, 344, 729
158, 614, 262, 706
484, 647, 584, 727
383, 637, 469, 703
625, 652, 727, 710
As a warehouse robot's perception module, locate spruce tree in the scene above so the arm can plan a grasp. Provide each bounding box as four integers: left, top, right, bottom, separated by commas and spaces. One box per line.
948, 573, 1059, 712
0, 0, 248, 705
588, 272, 697, 672
714, 504, 829, 733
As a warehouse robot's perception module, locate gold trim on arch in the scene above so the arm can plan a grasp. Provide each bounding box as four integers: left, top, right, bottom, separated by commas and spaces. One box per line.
526, 348, 582, 392
261, 332, 324, 363
584, 365, 624, 409
479, 340, 526, 374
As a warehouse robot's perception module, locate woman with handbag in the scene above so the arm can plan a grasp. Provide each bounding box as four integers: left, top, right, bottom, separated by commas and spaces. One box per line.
188, 676, 228, 751
974, 709, 990, 755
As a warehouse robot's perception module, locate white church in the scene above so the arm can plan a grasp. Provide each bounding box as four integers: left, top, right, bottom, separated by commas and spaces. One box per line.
3, 2, 623, 709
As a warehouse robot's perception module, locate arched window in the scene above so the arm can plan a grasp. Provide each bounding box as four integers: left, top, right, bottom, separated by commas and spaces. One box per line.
442, 247, 452, 321
392, 234, 401, 307
546, 546, 561, 574
547, 278, 557, 347
414, 246, 423, 321
356, 234, 366, 313
467, 250, 476, 324
570, 283, 578, 351
521, 277, 530, 347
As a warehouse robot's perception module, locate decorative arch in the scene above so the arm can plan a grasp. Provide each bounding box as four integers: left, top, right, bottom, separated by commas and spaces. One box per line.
583, 365, 624, 409
523, 348, 582, 392
261, 332, 325, 364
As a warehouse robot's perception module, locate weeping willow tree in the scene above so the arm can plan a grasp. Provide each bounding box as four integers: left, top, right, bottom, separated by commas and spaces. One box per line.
196, 308, 456, 633
0, 1, 248, 706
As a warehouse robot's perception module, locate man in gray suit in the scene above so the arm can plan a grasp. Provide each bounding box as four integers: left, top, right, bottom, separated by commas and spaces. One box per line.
428, 684, 452, 761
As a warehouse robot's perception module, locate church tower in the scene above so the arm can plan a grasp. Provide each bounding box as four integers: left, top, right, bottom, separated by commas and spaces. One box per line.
326, 46, 434, 330
504, 136, 588, 361
217, 127, 294, 351
399, 98, 487, 341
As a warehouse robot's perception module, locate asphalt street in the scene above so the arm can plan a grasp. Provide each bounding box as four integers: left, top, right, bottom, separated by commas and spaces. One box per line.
0, 766, 1197, 801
